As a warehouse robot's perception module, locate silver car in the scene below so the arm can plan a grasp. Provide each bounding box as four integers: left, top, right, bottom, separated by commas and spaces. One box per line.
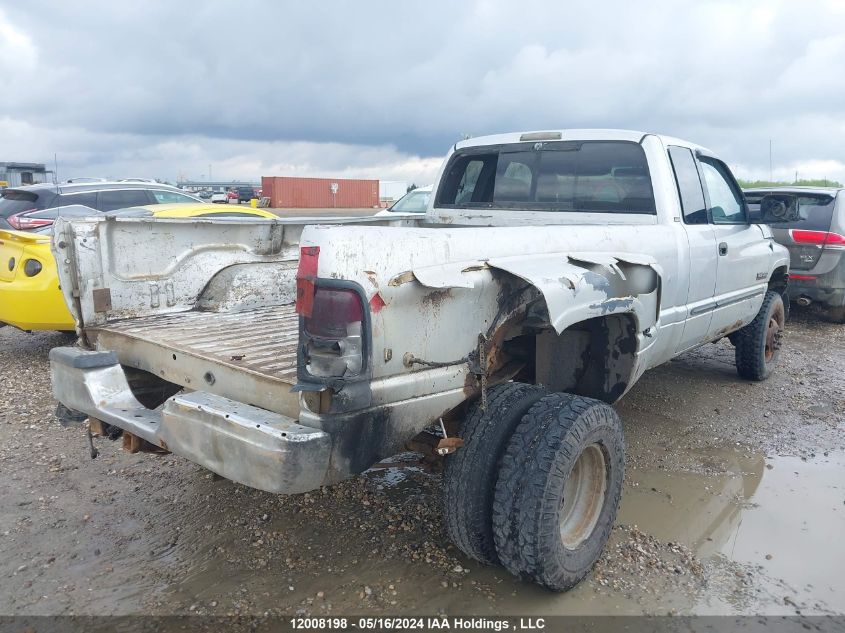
0, 180, 202, 231
745, 186, 845, 322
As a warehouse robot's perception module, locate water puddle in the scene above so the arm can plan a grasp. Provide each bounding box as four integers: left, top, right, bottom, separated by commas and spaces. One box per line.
620, 449, 845, 614
151, 449, 845, 616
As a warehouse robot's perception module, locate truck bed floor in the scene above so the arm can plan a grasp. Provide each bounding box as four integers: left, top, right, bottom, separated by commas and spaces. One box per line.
89, 304, 301, 417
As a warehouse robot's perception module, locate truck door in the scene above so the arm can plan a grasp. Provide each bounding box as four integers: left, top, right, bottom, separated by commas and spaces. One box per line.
669, 146, 718, 353
697, 155, 772, 339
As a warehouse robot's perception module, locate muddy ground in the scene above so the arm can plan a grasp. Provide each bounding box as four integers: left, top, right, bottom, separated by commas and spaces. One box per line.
1, 307, 843, 618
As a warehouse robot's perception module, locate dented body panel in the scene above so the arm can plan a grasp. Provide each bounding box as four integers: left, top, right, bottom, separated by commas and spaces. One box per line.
49, 129, 789, 494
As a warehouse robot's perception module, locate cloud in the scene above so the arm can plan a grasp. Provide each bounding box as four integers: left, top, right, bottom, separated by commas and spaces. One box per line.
0, 7, 36, 72
0, 116, 443, 185
1, 1, 843, 184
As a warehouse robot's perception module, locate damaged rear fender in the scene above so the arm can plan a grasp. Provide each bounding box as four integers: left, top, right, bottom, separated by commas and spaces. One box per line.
410, 252, 661, 336
487, 252, 661, 335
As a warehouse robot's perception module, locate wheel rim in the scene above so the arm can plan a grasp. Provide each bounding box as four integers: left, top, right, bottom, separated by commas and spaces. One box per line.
560, 443, 607, 549
764, 305, 785, 362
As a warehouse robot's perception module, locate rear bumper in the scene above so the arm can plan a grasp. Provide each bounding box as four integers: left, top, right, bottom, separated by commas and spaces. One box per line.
50, 347, 332, 494
787, 257, 845, 308
788, 278, 845, 308
788, 284, 845, 308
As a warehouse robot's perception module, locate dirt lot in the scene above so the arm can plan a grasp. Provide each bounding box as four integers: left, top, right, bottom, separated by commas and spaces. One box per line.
1, 308, 843, 618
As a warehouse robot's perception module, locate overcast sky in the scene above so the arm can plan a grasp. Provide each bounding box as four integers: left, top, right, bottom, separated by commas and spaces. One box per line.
1, 0, 843, 185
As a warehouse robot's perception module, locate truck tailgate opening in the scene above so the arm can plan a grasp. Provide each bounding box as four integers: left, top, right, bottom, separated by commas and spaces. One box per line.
87, 304, 301, 418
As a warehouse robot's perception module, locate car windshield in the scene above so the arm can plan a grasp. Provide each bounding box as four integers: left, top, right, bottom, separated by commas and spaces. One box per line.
390, 189, 431, 213
436, 141, 656, 214
745, 192, 836, 230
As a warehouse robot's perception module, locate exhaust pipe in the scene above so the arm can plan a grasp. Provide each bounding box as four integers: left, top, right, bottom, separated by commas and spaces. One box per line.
796, 297, 812, 307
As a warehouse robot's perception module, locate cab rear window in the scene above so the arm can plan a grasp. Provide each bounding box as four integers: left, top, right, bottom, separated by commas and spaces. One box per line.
436, 141, 655, 214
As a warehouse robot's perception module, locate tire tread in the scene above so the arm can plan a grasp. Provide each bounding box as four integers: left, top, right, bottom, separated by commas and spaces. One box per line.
443, 382, 547, 564
734, 290, 783, 381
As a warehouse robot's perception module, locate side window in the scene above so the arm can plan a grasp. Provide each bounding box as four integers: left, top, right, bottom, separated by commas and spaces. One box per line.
96, 189, 154, 211
150, 190, 196, 204
57, 192, 98, 209
667, 146, 707, 224
698, 158, 747, 224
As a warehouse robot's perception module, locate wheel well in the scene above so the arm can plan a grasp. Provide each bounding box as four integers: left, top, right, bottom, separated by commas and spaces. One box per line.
769, 266, 788, 294
500, 313, 638, 404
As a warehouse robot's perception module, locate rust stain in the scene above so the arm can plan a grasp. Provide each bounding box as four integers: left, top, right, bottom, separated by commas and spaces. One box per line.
421, 288, 452, 311
461, 264, 488, 273
715, 319, 744, 338
463, 370, 480, 398
388, 270, 416, 286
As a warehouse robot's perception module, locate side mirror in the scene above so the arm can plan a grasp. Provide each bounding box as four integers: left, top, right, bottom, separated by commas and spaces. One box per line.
759, 193, 801, 223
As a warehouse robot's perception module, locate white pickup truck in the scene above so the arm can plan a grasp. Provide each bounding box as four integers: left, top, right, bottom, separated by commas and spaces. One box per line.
50, 129, 792, 591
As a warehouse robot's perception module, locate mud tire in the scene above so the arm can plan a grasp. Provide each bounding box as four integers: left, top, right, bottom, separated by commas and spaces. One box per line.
492, 393, 625, 591
443, 382, 548, 564
734, 290, 785, 381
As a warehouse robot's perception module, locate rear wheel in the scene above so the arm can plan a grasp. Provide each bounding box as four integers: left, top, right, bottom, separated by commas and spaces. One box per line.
734, 290, 785, 381
443, 382, 548, 564
492, 393, 625, 591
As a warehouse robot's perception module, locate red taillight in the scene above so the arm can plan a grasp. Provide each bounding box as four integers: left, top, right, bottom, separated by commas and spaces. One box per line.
296, 246, 366, 378
295, 246, 320, 317
790, 229, 845, 247
305, 288, 363, 338
8, 209, 52, 230
789, 273, 816, 281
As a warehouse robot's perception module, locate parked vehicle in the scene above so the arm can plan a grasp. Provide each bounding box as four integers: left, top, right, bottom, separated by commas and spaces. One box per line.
196, 190, 213, 200
375, 185, 432, 217
0, 203, 278, 331
49, 129, 790, 591
745, 186, 845, 322
236, 186, 256, 204
210, 191, 229, 204
0, 181, 202, 231
227, 190, 238, 201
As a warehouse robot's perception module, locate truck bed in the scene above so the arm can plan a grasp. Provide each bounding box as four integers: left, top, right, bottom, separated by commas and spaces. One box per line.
88, 304, 301, 418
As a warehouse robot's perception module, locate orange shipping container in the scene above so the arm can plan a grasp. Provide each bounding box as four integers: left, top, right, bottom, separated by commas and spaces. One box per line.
261, 176, 379, 209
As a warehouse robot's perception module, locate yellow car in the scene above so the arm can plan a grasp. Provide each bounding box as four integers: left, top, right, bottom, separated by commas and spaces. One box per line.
0, 203, 278, 332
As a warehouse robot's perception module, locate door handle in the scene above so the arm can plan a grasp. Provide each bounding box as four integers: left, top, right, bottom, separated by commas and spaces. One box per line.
718, 242, 728, 256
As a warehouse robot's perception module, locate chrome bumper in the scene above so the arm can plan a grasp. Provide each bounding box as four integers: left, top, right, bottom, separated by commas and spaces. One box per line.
49, 347, 332, 494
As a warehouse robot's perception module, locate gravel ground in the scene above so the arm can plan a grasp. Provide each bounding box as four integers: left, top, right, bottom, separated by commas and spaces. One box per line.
0, 306, 843, 617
